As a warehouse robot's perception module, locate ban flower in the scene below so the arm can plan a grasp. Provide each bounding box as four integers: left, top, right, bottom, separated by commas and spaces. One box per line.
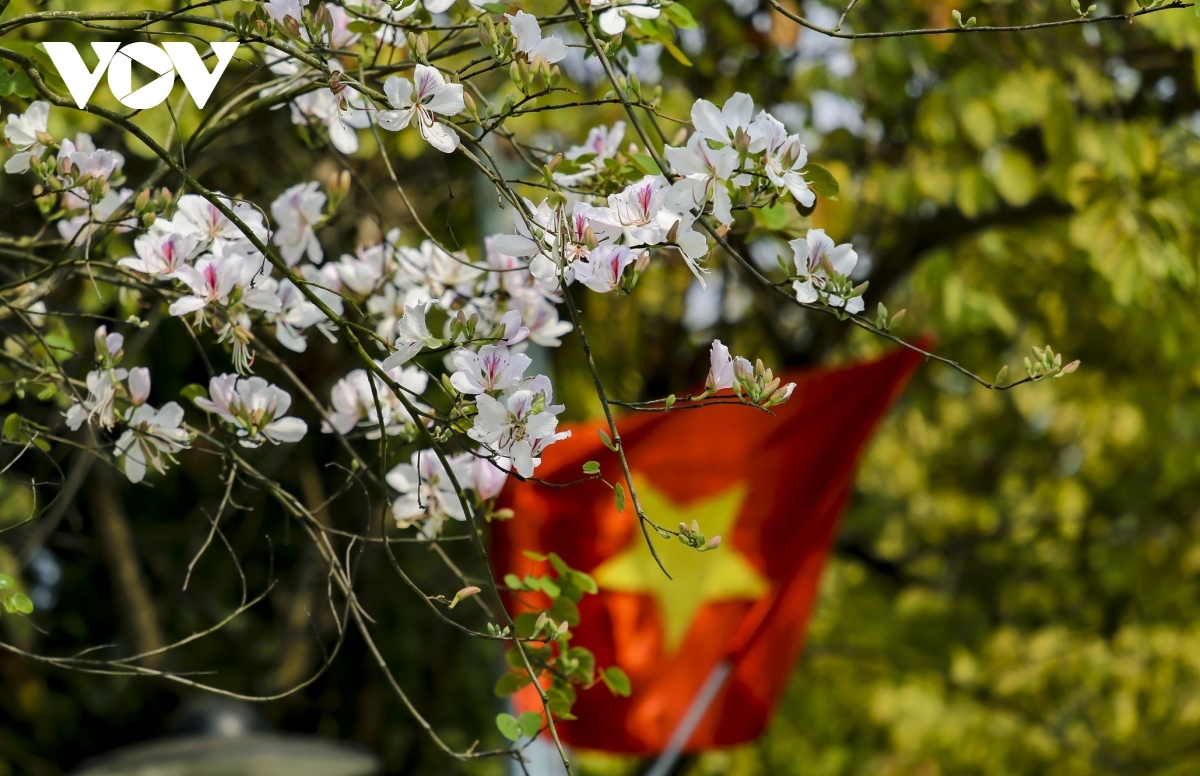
387, 450, 470, 537
271, 181, 326, 265
665, 131, 740, 226
169, 254, 243, 316
506, 11, 568, 64
573, 244, 639, 293
118, 222, 203, 278
382, 301, 441, 370
194, 374, 309, 447
64, 368, 128, 431
790, 228, 863, 313
595, 0, 661, 35
378, 66, 465, 153
468, 389, 561, 478
449, 344, 531, 395
4, 101, 51, 174
749, 112, 814, 208
115, 402, 191, 483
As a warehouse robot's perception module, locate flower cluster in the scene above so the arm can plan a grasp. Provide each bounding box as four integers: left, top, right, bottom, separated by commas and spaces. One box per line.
64, 326, 192, 483
705, 339, 795, 408
195, 374, 308, 448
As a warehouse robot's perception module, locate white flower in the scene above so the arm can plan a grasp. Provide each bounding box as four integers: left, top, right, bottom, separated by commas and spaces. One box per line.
4, 101, 50, 174
127, 367, 151, 407
573, 244, 638, 293
387, 450, 470, 537
493, 309, 530, 347
387, 0, 458, 22
115, 402, 191, 483
382, 301, 440, 370
264, 0, 303, 23
64, 368, 128, 431
705, 339, 734, 392
118, 222, 204, 277
95, 325, 124, 360
392, 240, 482, 307
271, 181, 326, 265
519, 297, 573, 347
194, 374, 308, 447
449, 344, 531, 395
173, 194, 268, 255
468, 390, 562, 478
593, 177, 710, 282
57, 188, 135, 242
57, 135, 124, 184
335, 229, 400, 295
169, 254, 243, 316
271, 274, 341, 353
263, 51, 373, 155
665, 131, 740, 226
596, 0, 661, 35
555, 121, 626, 184
468, 454, 511, 500
690, 93, 755, 143
789, 228, 862, 313
506, 12, 568, 64
749, 112, 814, 208
323, 363, 428, 438
378, 66, 465, 153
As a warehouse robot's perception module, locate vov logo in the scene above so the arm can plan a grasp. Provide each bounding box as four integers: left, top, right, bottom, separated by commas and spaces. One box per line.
42, 42, 239, 110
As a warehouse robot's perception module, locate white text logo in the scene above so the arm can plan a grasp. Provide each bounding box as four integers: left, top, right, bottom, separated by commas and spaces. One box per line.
43, 41, 239, 110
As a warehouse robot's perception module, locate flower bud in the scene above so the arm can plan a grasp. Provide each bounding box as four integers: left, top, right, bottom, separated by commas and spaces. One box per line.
449, 585, 482, 609
128, 367, 151, 406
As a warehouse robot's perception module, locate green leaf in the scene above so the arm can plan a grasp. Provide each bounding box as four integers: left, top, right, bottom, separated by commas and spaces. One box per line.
614, 483, 626, 513
496, 712, 522, 742
3, 413, 20, 441
800, 163, 840, 200
522, 551, 548, 562
0, 69, 11, 98
514, 611, 542, 639
664, 3, 698, 28
494, 670, 531, 697
759, 202, 789, 230
180, 383, 209, 406
503, 573, 523, 590
0, 574, 14, 590
598, 428, 618, 451
546, 684, 577, 718
629, 153, 662, 175
582, 460, 601, 474
549, 596, 581, 627
10, 71, 34, 99
3, 593, 33, 615
571, 570, 598, 595
518, 711, 543, 739
662, 40, 693, 67
601, 666, 632, 697
540, 577, 561, 599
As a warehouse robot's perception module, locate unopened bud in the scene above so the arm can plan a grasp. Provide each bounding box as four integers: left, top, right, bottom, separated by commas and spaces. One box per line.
707, 535, 722, 549
449, 585, 482, 609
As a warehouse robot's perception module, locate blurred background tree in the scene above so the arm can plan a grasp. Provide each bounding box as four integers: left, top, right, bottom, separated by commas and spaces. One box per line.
4, 0, 1200, 774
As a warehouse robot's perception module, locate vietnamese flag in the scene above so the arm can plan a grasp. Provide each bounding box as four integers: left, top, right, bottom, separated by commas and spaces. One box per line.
493, 346, 923, 755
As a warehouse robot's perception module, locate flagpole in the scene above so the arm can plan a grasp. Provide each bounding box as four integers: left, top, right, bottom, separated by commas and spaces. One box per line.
643, 659, 733, 776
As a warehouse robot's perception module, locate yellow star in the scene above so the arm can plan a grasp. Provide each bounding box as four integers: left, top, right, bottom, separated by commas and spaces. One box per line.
592, 477, 770, 653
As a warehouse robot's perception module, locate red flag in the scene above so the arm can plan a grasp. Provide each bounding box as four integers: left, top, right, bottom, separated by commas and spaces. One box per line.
493, 346, 923, 754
